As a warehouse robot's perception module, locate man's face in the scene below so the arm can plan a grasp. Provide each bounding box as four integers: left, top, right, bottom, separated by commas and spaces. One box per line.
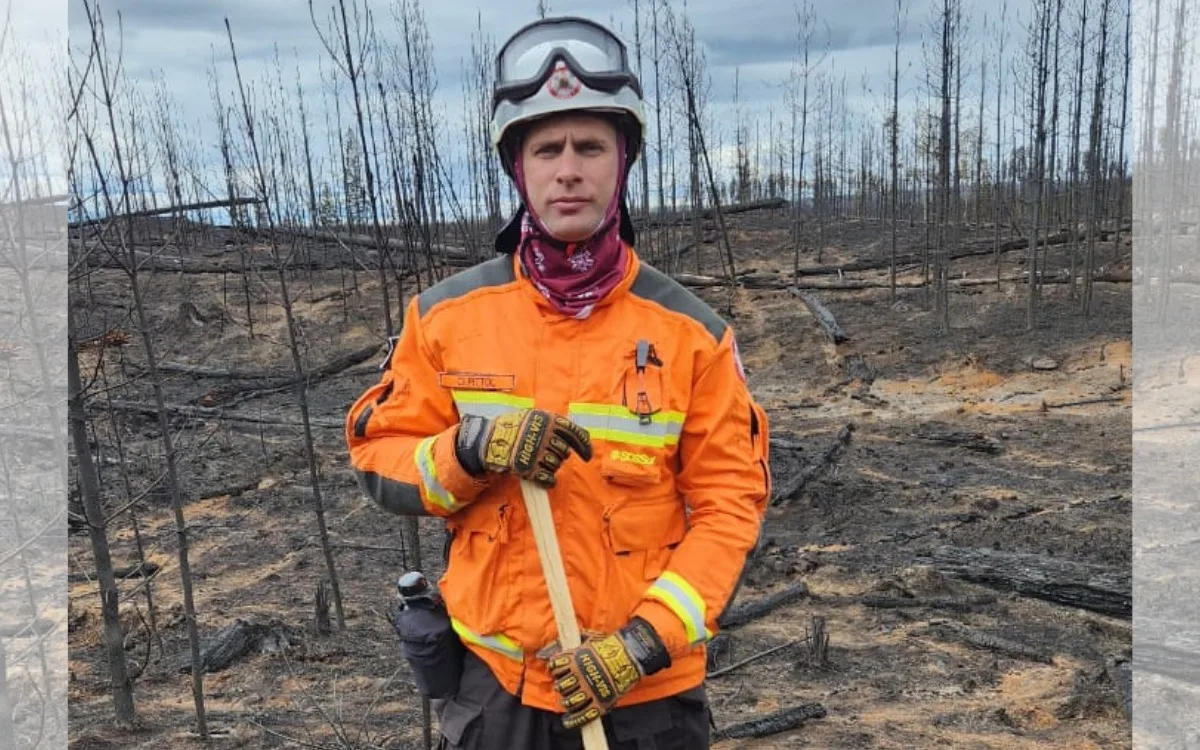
520, 114, 621, 243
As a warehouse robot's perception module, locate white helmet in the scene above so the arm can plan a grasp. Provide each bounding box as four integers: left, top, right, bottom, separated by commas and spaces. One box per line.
491, 16, 646, 177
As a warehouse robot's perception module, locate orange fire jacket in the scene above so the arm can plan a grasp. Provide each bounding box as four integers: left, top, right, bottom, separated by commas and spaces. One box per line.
346, 247, 771, 711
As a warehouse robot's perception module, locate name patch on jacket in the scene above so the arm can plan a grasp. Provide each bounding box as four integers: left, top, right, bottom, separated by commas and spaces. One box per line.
438, 371, 516, 391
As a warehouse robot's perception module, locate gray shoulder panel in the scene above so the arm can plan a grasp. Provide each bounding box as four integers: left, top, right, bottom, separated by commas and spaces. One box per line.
418, 256, 516, 317
630, 264, 728, 342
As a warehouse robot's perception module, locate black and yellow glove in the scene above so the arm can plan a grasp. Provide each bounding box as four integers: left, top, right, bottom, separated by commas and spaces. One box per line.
543, 617, 671, 730
455, 409, 592, 487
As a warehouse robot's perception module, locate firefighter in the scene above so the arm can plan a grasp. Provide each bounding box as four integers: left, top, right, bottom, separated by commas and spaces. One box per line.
346, 15, 771, 750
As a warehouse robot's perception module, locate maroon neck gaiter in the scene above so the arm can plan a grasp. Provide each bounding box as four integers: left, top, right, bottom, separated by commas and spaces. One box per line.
512, 135, 628, 319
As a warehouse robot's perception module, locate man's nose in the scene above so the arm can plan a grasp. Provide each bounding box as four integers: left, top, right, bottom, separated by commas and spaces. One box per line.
555, 145, 582, 183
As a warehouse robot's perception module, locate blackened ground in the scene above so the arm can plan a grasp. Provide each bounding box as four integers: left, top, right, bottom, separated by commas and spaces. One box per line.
68, 213, 1132, 749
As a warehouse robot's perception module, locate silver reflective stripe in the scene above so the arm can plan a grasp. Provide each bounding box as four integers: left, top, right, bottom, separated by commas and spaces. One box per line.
450, 618, 523, 661
454, 401, 519, 420
452, 390, 534, 420
567, 403, 685, 448
646, 571, 710, 646
414, 437, 460, 512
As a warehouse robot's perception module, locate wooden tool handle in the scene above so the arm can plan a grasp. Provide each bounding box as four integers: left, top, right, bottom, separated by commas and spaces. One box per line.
519, 479, 610, 750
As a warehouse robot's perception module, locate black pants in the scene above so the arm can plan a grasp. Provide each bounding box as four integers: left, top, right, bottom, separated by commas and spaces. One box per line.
438, 650, 711, 750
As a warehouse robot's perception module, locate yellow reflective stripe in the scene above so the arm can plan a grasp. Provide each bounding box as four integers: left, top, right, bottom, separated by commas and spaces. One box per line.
568, 403, 685, 448
453, 391, 535, 420
646, 571, 711, 646
450, 618, 523, 661
585, 427, 678, 448
569, 402, 686, 425
414, 437, 459, 512
452, 390, 535, 408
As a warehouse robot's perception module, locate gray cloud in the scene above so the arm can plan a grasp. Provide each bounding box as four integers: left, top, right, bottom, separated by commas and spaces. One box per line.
71, 0, 1038, 211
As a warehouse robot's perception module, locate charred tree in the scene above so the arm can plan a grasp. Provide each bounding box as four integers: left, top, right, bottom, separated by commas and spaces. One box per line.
226, 20, 347, 629
77, 2, 209, 734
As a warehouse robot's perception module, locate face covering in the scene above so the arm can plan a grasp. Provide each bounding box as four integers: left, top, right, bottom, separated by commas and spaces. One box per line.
512, 130, 628, 319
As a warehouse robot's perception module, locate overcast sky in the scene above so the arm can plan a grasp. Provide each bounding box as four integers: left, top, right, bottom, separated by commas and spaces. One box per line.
63, 0, 1054, 214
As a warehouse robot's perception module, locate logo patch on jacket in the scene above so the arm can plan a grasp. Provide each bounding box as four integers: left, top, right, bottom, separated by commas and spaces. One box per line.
610, 449, 656, 466
438, 372, 517, 391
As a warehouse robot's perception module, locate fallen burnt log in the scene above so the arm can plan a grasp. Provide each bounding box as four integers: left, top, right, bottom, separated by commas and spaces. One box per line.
638, 197, 787, 228
190, 343, 383, 407
921, 546, 1131, 617
791, 230, 1087, 278
77, 247, 372, 274
858, 594, 997, 612
68, 561, 160, 583
790, 289, 848, 343
910, 430, 1001, 454
671, 271, 727, 288
704, 196, 787, 216
673, 269, 1132, 291
930, 620, 1055, 664
712, 703, 827, 742
771, 424, 855, 506
180, 619, 300, 674
707, 638, 805, 678
157, 362, 280, 379
70, 196, 262, 229
102, 400, 344, 430
718, 581, 810, 629
78, 236, 477, 274
1042, 394, 1125, 410
279, 228, 475, 264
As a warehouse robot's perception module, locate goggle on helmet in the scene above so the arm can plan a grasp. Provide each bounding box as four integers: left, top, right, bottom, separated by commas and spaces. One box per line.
491, 16, 646, 177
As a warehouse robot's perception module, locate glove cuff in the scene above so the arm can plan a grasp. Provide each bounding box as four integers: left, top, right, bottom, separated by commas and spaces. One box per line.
619, 617, 671, 677
454, 415, 488, 476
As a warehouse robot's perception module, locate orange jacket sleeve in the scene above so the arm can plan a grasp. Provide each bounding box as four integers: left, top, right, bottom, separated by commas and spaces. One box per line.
632, 328, 770, 656
345, 298, 490, 517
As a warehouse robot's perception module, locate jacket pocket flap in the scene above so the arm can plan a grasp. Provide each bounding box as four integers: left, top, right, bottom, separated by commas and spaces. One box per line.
601, 448, 664, 487
607, 499, 686, 554
446, 501, 505, 541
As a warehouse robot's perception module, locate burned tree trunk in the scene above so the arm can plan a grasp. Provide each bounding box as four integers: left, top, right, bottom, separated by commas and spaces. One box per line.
789, 289, 848, 343
69, 312, 136, 725
180, 619, 300, 674
772, 424, 855, 506
923, 546, 1130, 616
719, 581, 810, 629
931, 620, 1055, 663
713, 703, 827, 741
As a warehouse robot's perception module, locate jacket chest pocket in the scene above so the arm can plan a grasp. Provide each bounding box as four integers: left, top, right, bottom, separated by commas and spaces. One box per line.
605, 498, 686, 582
576, 339, 683, 487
